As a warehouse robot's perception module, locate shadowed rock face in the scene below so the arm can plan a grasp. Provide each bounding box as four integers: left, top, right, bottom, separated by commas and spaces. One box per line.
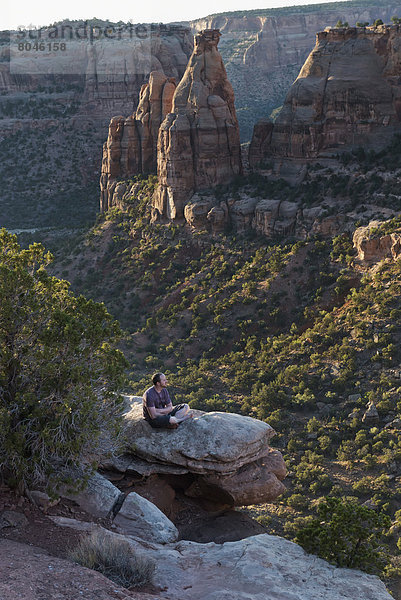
100, 71, 176, 212
153, 29, 242, 222
249, 25, 401, 165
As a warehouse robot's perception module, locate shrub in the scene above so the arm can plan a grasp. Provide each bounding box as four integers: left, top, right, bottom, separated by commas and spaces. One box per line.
286, 493, 308, 510
69, 529, 155, 588
0, 229, 127, 492
294, 497, 390, 572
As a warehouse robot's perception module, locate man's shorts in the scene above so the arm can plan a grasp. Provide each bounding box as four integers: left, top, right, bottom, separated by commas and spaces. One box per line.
147, 403, 189, 429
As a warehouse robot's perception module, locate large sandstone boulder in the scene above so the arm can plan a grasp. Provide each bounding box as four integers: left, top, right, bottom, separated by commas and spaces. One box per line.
113, 491, 178, 544
252, 199, 299, 237
185, 453, 286, 505
153, 29, 242, 223
118, 405, 286, 506
184, 194, 214, 228
249, 25, 401, 166
59, 472, 123, 518
353, 220, 401, 262
58, 472, 178, 544
230, 196, 259, 232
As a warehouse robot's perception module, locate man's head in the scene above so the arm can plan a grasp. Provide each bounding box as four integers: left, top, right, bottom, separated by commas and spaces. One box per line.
152, 372, 167, 388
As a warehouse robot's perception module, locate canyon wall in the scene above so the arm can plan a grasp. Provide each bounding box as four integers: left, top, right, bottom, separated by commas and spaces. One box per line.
192, 2, 401, 140
0, 24, 192, 228
249, 24, 401, 165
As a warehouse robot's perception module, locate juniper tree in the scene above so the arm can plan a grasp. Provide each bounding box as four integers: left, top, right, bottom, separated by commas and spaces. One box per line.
295, 497, 390, 573
0, 229, 127, 492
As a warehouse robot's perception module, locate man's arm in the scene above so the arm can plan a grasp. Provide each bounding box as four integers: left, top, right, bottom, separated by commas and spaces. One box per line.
145, 389, 173, 419
148, 402, 173, 417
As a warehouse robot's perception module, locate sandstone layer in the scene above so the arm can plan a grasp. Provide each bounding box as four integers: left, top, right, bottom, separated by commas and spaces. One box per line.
136, 532, 393, 600
108, 403, 286, 507
100, 71, 176, 211
249, 25, 401, 165
48, 524, 393, 600
153, 29, 242, 222
353, 220, 401, 261
182, 192, 349, 238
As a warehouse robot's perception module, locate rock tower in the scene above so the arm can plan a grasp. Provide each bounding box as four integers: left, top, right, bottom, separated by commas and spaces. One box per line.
153, 29, 242, 222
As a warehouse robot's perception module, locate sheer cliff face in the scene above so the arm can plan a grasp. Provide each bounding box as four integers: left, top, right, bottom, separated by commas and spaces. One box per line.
192, 4, 401, 141
249, 25, 401, 164
193, 7, 401, 72
153, 29, 242, 222
100, 72, 176, 212
82, 29, 193, 119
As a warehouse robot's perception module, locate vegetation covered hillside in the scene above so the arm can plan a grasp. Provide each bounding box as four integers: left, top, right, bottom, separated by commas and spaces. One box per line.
43, 145, 401, 589
0, 123, 101, 229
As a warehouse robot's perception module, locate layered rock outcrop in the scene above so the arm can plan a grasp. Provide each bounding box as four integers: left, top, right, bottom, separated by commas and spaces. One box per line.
249, 25, 401, 166
105, 402, 286, 507
182, 194, 349, 238
152, 29, 242, 222
192, 4, 401, 141
100, 71, 176, 211
131, 531, 392, 600
353, 220, 401, 261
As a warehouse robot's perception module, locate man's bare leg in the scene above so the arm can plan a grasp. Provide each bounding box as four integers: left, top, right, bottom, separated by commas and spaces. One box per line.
170, 413, 193, 425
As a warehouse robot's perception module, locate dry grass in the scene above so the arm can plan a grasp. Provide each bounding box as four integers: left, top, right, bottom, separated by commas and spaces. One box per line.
69, 529, 155, 589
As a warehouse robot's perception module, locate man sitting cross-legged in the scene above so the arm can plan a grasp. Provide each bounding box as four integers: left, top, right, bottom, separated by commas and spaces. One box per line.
143, 372, 192, 429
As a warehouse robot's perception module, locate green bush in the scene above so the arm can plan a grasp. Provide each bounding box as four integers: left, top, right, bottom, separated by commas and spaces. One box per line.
69, 529, 155, 588
295, 497, 390, 572
0, 229, 127, 492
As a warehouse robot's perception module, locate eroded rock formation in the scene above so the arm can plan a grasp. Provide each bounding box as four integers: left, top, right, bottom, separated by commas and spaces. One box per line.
353, 220, 401, 261
250, 25, 401, 166
152, 29, 242, 222
182, 193, 352, 238
104, 402, 286, 507
100, 71, 176, 211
